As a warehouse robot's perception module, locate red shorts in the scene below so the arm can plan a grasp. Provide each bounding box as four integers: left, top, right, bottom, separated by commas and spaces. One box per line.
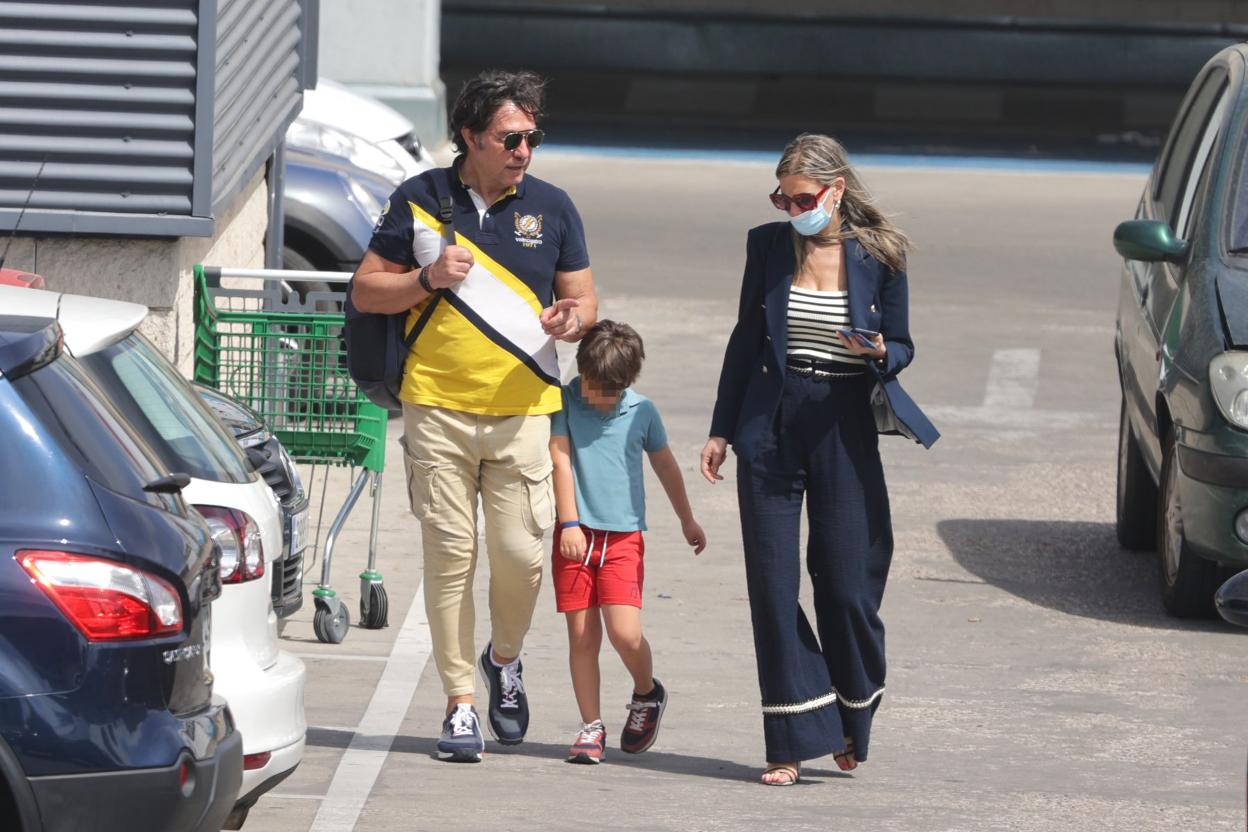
552, 526, 645, 612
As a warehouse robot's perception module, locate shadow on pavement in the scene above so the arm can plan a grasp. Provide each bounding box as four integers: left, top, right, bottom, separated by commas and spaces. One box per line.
936, 518, 1235, 633
306, 728, 852, 784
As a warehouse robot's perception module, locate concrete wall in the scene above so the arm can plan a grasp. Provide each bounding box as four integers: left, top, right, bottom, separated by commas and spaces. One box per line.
4, 170, 269, 376
316, 0, 446, 148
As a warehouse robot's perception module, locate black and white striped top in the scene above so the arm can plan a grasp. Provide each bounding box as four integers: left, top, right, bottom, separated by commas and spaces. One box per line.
786, 286, 866, 369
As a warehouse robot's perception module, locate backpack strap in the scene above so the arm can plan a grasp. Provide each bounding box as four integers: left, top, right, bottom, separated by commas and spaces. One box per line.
402, 167, 456, 349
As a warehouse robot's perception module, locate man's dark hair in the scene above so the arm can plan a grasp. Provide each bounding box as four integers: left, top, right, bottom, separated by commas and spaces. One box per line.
449, 70, 546, 155
576, 320, 645, 391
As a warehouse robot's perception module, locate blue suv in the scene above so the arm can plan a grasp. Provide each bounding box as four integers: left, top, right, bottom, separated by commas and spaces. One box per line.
0, 315, 242, 831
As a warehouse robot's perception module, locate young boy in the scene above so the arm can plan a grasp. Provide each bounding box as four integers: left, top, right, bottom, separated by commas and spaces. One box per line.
549, 320, 706, 765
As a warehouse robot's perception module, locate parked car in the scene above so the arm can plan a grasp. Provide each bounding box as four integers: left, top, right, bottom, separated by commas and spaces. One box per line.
0, 268, 42, 288
283, 79, 434, 278
0, 284, 307, 829
297, 77, 435, 178
195, 384, 309, 622
0, 314, 241, 831
1113, 43, 1248, 616
282, 143, 401, 277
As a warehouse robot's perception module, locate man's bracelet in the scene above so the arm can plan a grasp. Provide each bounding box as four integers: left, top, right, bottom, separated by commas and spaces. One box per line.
418, 268, 435, 294
559, 520, 581, 530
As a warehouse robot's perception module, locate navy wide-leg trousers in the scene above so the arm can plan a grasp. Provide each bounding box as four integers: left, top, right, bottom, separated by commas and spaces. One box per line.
736, 371, 893, 764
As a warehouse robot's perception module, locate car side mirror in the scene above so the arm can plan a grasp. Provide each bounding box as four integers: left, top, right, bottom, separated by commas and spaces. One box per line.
1215, 570, 1248, 628
1113, 220, 1189, 264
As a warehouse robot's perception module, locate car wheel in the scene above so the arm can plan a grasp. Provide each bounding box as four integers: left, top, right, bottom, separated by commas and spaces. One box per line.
1158, 432, 1223, 617
1116, 397, 1157, 550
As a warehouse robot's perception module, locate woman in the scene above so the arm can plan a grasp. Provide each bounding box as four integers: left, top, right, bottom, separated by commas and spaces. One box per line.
700, 134, 937, 786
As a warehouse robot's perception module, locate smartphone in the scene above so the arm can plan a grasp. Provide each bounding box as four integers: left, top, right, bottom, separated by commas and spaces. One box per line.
840, 327, 880, 349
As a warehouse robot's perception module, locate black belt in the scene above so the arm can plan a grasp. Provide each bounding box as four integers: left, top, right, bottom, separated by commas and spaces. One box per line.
785, 356, 866, 378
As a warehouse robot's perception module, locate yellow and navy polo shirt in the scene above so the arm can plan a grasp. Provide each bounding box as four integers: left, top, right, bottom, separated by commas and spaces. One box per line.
368, 164, 590, 416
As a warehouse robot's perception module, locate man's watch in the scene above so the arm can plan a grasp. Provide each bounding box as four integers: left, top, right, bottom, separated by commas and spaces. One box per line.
418, 268, 435, 294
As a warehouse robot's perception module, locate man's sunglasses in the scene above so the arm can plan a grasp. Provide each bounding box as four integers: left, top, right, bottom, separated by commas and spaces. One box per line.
769, 184, 830, 212
500, 129, 545, 151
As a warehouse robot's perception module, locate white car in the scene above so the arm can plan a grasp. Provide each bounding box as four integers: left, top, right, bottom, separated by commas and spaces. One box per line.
292, 76, 436, 184
0, 284, 306, 830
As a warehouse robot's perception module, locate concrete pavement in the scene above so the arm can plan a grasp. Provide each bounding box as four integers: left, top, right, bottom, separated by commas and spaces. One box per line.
245, 150, 1244, 832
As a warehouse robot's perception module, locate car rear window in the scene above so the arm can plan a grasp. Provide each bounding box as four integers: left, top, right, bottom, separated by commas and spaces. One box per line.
8, 351, 182, 513
78, 333, 253, 484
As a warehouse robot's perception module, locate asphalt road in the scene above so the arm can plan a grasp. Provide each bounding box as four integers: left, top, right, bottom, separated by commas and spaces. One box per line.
246, 148, 1245, 832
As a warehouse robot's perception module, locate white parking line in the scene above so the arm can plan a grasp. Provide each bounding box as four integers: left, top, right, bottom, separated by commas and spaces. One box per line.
309, 588, 432, 831
982, 348, 1040, 409
290, 652, 389, 663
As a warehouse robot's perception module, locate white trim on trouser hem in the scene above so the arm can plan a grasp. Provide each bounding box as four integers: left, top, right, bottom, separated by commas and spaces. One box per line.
760, 686, 886, 716
761, 691, 837, 715
837, 686, 886, 710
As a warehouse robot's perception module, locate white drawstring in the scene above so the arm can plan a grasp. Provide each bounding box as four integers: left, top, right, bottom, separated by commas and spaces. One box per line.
582, 529, 609, 568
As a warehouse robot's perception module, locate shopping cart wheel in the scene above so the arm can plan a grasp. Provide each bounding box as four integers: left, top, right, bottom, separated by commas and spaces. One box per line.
313, 599, 351, 644
360, 582, 389, 630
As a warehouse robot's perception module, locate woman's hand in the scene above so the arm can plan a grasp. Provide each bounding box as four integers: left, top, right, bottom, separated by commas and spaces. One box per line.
559, 526, 588, 561
700, 437, 728, 484
836, 330, 887, 361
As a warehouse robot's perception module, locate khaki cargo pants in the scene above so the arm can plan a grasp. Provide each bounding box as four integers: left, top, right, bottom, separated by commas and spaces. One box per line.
401, 403, 555, 696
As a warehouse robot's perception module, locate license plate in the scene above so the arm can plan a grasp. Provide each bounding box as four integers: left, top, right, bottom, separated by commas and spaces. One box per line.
289, 505, 310, 556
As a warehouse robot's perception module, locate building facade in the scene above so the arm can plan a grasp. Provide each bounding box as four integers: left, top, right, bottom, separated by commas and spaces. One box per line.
0, 0, 317, 370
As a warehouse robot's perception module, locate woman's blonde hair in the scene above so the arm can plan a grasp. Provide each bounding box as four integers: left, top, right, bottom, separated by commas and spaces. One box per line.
775, 133, 910, 274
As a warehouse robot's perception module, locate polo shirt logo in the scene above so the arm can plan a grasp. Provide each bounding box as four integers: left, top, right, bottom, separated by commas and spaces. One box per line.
514, 213, 543, 248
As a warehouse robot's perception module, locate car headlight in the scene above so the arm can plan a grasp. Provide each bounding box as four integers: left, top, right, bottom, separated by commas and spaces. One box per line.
1209, 352, 1248, 428
286, 119, 406, 185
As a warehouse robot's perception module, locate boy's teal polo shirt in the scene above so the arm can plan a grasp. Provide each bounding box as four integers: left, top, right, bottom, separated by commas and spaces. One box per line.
551, 377, 668, 532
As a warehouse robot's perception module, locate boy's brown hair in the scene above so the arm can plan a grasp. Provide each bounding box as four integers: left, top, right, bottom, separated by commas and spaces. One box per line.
576, 320, 644, 390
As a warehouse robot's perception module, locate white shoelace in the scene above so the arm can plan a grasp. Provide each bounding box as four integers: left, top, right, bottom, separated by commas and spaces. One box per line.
575, 721, 605, 745
626, 700, 658, 732
498, 661, 525, 709
448, 706, 478, 737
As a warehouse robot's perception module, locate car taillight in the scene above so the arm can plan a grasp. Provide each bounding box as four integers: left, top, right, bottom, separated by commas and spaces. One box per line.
18, 550, 182, 641
243, 752, 271, 770
197, 506, 264, 584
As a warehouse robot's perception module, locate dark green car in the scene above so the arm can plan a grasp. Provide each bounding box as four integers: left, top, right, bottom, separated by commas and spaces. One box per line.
1114, 43, 1248, 617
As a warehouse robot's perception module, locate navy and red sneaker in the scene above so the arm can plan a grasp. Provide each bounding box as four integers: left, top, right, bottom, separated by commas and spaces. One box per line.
567, 720, 607, 764
620, 678, 667, 754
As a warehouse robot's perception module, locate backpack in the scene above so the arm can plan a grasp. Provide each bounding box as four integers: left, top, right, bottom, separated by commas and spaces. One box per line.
344, 168, 455, 414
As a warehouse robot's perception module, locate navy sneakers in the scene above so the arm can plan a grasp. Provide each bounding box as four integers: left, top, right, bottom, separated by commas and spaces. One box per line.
478, 642, 529, 745
620, 678, 667, 754
437, 703, 485, 762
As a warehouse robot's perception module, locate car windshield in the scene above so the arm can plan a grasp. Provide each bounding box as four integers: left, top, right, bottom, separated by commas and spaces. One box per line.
78, 333, 253, 484
7, 349, 181, 513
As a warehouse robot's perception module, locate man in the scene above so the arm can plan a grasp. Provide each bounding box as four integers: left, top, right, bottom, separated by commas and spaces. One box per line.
352, 70, 597, 762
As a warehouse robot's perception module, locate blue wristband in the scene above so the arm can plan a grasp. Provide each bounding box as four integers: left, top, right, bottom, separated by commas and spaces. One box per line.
559, 520, 581, 530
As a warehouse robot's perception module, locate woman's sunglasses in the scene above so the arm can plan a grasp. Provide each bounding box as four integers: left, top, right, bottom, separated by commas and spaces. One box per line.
500, 129, 545, 151
769, 184, 830, 212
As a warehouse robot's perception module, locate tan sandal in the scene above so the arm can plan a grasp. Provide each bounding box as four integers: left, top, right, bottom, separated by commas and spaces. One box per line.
761, 762, 800, 786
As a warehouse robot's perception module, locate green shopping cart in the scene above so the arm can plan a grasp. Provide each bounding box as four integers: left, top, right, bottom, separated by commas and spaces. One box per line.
193, 265, 388, 644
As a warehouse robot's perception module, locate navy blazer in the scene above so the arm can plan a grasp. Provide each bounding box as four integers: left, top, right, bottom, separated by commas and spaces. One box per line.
709, 222, 939, 458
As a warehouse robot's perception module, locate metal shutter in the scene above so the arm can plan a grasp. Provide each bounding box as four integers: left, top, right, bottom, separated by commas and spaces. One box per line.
0, 0, 210, 236
211, 0, 305, 217
0, 0, 312, 237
